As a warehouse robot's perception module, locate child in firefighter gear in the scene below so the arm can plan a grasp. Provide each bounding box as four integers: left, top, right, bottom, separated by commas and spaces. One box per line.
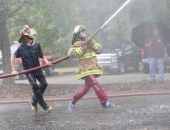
68, 25, 114, 111
11, 24, 52, 112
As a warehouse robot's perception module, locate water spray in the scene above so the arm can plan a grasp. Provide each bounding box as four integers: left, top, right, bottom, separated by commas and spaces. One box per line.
0, 0, 131, 79
89, 0, 131, 39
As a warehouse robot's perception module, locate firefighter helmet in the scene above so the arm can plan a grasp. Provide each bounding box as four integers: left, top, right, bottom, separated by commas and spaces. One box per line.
72, 25, 86, 38
18, 24, 37, 43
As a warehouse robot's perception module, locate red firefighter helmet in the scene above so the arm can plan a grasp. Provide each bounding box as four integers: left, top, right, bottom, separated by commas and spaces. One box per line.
18, 24, 37, 43
19, 24, 30, 37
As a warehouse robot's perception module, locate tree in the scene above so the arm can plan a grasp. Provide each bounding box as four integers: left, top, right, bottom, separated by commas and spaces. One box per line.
0, 0, 53, 83
0, 0, 30, 84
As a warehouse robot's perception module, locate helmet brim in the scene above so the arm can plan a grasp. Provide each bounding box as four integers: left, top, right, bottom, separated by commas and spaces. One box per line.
18, 28, 37, 43
73, 25, 86, 34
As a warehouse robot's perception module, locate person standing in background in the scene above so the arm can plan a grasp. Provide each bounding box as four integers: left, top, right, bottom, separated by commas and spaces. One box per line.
145, 27, 168, 83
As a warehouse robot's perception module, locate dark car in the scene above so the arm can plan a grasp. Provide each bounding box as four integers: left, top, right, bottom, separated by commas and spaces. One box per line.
96, 42, 142, 74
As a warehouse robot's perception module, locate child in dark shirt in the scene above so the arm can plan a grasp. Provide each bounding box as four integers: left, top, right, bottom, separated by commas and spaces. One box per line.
11, 25, 53, 112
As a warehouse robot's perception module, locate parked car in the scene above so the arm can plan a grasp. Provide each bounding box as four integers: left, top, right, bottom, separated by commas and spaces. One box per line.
10, 41, 58, 79
96, 42, 142, 74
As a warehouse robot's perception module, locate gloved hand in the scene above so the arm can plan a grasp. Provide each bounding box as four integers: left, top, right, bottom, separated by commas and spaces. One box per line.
80, 41, 88, 52
87, 39, 96, 47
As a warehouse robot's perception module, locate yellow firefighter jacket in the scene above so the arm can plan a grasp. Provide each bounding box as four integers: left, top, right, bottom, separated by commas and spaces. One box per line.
68, 40, 103, 80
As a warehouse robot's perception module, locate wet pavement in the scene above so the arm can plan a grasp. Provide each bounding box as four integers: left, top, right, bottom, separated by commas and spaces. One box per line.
1, 72, 170, 129
1, 94, 170, 130
0, 54, 169, 129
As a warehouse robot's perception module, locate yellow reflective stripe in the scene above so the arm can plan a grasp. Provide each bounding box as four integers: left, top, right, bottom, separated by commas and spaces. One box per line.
67, 50, 70, 56
76, 48, 83, 55
92, 43, 99, 49
78, 52, 96, 60
77, 70, 102, 79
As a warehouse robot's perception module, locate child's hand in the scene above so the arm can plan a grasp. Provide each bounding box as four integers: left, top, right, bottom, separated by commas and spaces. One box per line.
11, 70, 18, 76
46, 61, 53, 66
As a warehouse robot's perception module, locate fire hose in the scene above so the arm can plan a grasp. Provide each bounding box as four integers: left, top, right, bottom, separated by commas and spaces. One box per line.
0, 56, 69, 79
0, 0, 131, 79
0, 92, 170, 104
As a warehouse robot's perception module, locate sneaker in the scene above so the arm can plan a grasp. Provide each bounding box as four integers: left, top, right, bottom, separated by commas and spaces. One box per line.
102, 102, 115, 108
68, 101, 75, 111
29, 101, 38, 111
46, 106, 52, 113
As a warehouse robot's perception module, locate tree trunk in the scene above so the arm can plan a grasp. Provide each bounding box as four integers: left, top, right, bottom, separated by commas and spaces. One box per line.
0, 17, 15, 84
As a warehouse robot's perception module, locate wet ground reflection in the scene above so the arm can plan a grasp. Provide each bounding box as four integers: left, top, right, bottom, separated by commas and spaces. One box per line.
0, 95, 170, 129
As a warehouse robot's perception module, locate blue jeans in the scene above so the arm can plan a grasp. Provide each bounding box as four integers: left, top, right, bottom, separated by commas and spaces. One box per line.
148, 57, 164, 81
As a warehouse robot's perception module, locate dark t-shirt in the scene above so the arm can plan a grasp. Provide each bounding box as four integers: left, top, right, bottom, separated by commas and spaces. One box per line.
14, 42, 44, 70
146, 36, 165, 58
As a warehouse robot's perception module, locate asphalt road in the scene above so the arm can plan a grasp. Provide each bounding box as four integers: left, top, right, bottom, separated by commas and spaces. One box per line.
1, 94, 170, 129
14, 71, 170, 84
1, 71, 170, 129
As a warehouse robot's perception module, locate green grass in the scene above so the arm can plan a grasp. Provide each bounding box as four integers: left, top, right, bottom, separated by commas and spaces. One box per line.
54, 67, 77, 73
